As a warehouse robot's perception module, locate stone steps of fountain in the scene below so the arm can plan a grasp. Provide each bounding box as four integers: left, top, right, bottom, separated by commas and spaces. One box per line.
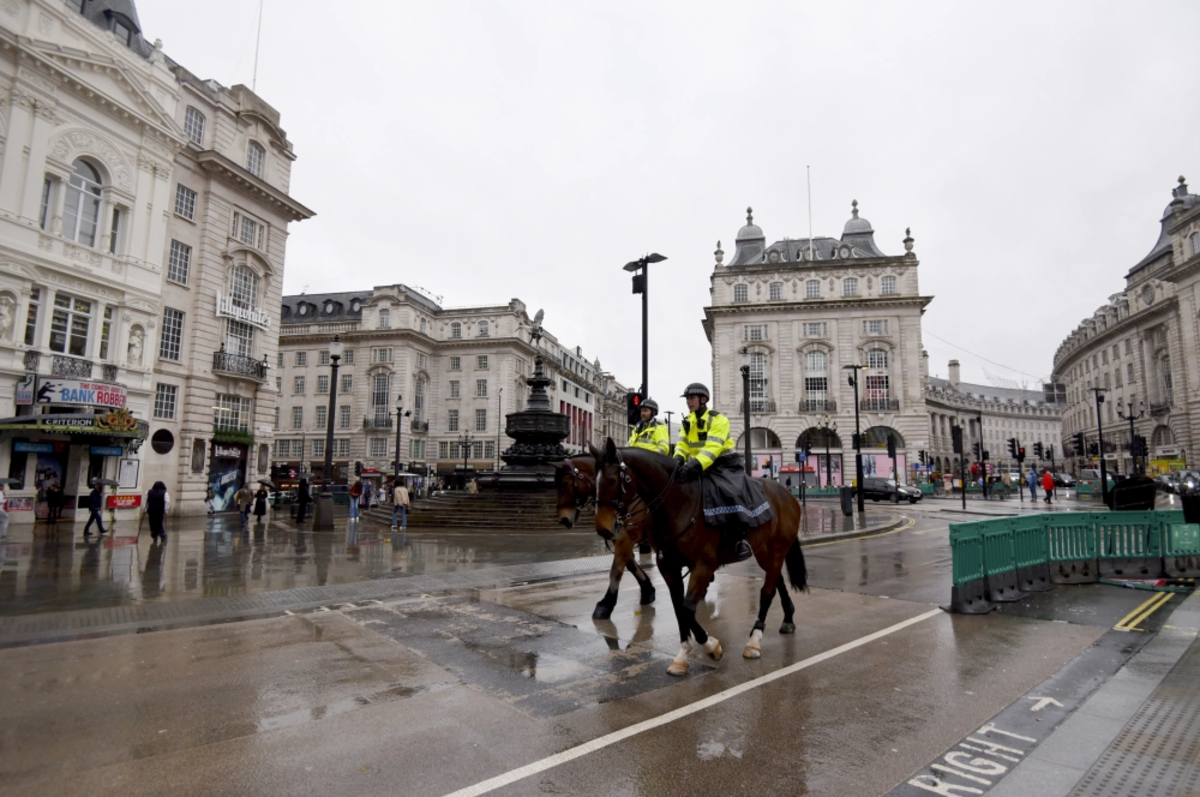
362, 490, 592, 530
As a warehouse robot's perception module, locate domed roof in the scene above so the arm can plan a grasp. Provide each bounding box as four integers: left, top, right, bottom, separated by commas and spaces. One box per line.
842, 199, 874, 235
736, 207, 764, 241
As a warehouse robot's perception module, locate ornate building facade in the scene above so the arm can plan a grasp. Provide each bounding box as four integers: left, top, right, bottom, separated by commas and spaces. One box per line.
1053, 176, 1200, 476
275, 286, 624, 482
702, 202, 932, 485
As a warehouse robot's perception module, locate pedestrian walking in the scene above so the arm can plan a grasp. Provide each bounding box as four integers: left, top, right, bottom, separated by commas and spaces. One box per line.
205, 485, 216, 517
254, 485, 269, 523
144, 481, 170, 542
1042, 470, 1055, 504
83, 482, 106, 536
46, 483, 65, 523
1001, 470, 1013, 500
1028, 466, 1038, 502
392, 479, 410, 530
362, 480, 373, 511
0, 483, 9, 539
296, 478, 310, 521
234, 483, 254, 526
349, 479, 363, 521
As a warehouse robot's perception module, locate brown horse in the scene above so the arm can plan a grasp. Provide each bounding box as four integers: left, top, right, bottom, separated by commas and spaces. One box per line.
590, 440, 807, 676
553, 455, 656, 619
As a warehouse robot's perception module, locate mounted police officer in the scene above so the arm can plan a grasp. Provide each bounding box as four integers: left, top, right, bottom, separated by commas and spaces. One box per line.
673, 382, 753, 561
627, 397, 670, 455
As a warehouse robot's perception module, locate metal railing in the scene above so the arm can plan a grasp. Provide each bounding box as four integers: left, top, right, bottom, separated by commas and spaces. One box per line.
51, 354, 92, 378
102, 364, 119, 382
411, 419, 429, 433
860, 399, 900, 412
213, 350, 268, 380
800, 399, 837, 413
739, 399, 777, 414
363, 416, 393, 429
1150, 402, 1170, 416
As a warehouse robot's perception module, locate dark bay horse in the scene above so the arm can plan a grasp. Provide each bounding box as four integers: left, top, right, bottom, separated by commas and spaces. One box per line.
590, 440, 807, 676
553, 455, 655, 619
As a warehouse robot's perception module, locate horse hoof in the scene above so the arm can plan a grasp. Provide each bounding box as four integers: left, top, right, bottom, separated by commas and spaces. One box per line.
640, 589, 656, 605
592, 604, 614, 621
703, 638, 723, 661
667, 661, 689, 676
779, 622, 796, 634
743, 643, 761, 659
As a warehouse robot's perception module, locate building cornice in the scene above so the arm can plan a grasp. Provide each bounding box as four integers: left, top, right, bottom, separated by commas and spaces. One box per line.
193, 150, 314, 222
1053, 295, 1178, 374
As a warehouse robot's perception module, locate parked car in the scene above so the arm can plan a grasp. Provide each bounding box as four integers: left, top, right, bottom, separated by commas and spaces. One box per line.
858, 477, 922, 504
1053, 473, 1077, 488
1154, 474, 1176, 493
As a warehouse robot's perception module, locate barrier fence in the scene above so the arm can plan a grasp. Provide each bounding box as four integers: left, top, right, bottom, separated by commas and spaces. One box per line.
946, 510, 1200, 613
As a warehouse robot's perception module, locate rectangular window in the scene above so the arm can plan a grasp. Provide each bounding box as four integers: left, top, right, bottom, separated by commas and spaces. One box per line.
341, 374, 353, 394
153, 384, 177, 420
439, 441, 449, 460
317, 375, 329, 394
167, 240, 191, 284
418, 353, 426, 368
184, 107, 205, 145
449, 356, 461, 371
744, 325, 767, 341
451, 322, 462, 338
174, 184, 197, 220
277, 352, 284, 367
293, 376, 305, 394
769, 282, 783, 300
319, 350, 330, 365
476, 379, 487, 398
291, 407, 303, 429
247, 143, 264, 178
733, 284, 748, 303
339, 405, 350, 428
231, 211, 265, 249
99, 306, 113, 360
805, 280, 821, 299
1125, 339, 1132, 355
748, 352, 768, 412
477, 355, 488, 370
1101, 350, 1108, 365
343, 349, 354, 364
378, 308, 391, 328
275, 377, 282, 392
843, 278, 859, 297
1127, 363, 1135, 383
275, 439, 289, 457
370, 438, 387, 457
372, 347, 392, 364
224, 319, 254, 358
804, 322, 827, 338
337, 439, 351, 456
449, 380, 460, 398
296, 351, 307, 366
274, 406, 280, 429
485, 441, 496, 459
1115, 369, 1123, 388
49, 293, 91, 356
475, 409, 487, 432
863, 320, 888, 336
881, 276, 898, 295
478, 321, 489, 337
448, 409, 459, 432
213, 395, 251, 431
315, 406, 327, 428
312, 439, 325, 458
108, 208, 121, 254
24, 288, 40, 346
159, 308, 184, 361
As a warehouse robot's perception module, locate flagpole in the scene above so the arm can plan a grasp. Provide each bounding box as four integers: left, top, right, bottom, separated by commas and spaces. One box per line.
807, 165, 815, 261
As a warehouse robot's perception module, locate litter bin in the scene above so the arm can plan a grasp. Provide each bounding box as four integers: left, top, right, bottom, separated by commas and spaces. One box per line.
840, 486, 854, 517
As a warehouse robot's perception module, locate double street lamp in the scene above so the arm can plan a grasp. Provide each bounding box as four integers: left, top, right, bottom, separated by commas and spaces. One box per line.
623, 252, 667, 402
314, 334, 344, 530
816, 414, 838, 489
1116, 399, 1146, 477
458, 432, 474, 474
844, 364, 867, 514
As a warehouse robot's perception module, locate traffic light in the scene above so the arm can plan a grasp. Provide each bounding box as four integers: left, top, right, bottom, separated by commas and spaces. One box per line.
1073, 432, 1085, 457
1034, 442, 1044, 459
951, 425, 963, 454
803, 441, 813, 461
887, 435, 897, 459
1007, 437, 1018, 458
1017, 446, 1026, 462
918, 449, 927, 465
1089, 442, 1100, 456
354, 460, 363, 476
972, 441, 982, 460
625, 392, 642, 425
1046, 444, 1055, 462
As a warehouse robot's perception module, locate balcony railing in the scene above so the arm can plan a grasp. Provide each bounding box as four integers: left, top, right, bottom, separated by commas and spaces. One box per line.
800, 399, 837, 413
1149, 402, 1170, 417
739, 399, 777, 414
213, 349, 268, 381
51, 354, 93, 378
363, 416, 393, 429
102, 364, 119, 382
411, 419, 429, 433
860, 399, 900, 412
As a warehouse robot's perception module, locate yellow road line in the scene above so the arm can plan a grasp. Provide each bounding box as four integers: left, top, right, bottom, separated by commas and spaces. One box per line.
1115, 591, 1173, 631
804, 515, 916, 548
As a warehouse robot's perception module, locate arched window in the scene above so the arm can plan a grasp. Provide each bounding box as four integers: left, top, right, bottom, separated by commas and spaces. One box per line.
864, 349, 891, 409
372, 372, 391, 425
378, 308, 390, 329
247, 141, 265, 177
63, 160, 103, 247
805, 280, 821, 299
733, 284, 748, 303
419, 317, 427, 334
184, 107, 205, 145
224, 265, 259, 358
804, 351, 828, 411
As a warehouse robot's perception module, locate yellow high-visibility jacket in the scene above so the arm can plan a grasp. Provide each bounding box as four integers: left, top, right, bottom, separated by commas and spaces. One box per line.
672, 408, 735, 470
628, 420, 670, 455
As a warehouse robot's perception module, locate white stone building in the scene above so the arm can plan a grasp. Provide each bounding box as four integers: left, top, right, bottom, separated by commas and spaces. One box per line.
1053, 176, 1200, 477
275, 286, 623, 484
702, 203, 932, 486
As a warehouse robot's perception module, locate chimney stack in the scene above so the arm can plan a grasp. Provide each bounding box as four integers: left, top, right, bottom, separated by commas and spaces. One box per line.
949, 360, 961, 389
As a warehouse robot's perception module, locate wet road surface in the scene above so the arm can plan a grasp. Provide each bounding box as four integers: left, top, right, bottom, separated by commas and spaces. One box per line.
0, 502, 1189, 796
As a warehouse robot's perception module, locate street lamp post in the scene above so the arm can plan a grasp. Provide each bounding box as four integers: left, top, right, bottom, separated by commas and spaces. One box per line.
977, 412, 988, 500
496, 387, 503, 470
314, 334, 344, 530
393, 394, 408, 486
844, 365, 867, 514
1090, 387, 1110, 507
740, 347, 753, 472
817, 415, 838, 489
458, 432, 474, 476
623, 253, 667, 402
1116, 399, 1146, 477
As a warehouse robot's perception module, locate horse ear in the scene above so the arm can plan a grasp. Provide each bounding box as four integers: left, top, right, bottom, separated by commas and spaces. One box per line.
588, 443, 603, 461
605, 437, 618, 459
551, 459, 570, 471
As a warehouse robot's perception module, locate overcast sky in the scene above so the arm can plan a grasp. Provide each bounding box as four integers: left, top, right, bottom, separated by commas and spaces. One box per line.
138, 0, 1200, 408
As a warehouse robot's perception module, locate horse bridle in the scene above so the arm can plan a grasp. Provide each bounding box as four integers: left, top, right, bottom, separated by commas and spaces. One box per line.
597, 448, 694, 540
560, 461, 595, 525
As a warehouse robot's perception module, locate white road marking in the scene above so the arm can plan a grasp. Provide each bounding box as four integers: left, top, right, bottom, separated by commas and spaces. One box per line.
1026, 696, 1064, 712
441, 607, 943, 797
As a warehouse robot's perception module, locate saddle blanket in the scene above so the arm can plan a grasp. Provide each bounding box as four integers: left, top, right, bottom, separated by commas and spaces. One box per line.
700, 464, 774, 529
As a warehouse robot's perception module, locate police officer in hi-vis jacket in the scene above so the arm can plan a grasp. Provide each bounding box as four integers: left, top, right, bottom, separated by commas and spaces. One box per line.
627, 397, 670, 455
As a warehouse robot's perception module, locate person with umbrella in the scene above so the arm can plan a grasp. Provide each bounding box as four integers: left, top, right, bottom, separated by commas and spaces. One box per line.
253, 482, 269, 523
144, 481, 170, 542
83, 480, 106, 536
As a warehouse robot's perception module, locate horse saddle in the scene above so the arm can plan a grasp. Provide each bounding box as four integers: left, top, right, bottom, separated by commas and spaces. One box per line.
700, 464, 774, 530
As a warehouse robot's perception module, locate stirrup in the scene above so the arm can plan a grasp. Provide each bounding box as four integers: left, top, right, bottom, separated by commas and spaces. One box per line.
734, 539, 753, 561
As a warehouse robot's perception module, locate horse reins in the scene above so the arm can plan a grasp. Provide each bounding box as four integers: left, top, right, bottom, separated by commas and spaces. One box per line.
600, 449, 700, 544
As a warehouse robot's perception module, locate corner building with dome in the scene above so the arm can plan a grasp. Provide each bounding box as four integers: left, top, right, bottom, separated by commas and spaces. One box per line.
702, 202, 932, 486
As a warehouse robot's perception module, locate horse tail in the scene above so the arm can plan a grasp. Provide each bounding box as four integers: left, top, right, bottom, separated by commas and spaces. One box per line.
784, 537, 809, 593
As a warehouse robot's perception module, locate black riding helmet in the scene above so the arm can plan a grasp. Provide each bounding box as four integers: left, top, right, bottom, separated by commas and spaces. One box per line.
640, 397, 659, 415
681, 382, 710, 401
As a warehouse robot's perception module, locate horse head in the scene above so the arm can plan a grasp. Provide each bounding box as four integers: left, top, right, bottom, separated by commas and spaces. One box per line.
593, 438, 632, 540
551, 455, 594, 529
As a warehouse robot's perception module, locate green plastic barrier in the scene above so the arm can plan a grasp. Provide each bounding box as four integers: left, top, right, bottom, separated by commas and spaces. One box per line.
1011, 516, 1053, 592
1160, 510, 1199, 578
1076, 484, 1096, 496
919, 483, 935, 495
946, 521, 992, 614
1047, 513, 1100, 584
1095, 511, 1164, 579
979, 517, 1023, 602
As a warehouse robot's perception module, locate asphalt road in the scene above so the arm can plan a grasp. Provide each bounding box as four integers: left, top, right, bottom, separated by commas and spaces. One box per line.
0, 503, 1186, 797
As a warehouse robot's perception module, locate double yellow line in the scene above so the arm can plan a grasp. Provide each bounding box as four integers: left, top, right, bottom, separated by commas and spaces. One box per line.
1115, 591, 1174, 632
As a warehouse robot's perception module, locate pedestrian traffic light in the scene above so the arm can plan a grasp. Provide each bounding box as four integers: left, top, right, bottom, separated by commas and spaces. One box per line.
1007, 437, 1017, 458
887, 435, 897, 459
1073, 432, 1085, 457
951, 425, 963, 454
625, 392, 642, 425
354, 461, 362, 476
1034, 442, 1044, 459
1017, 446, 1026, 462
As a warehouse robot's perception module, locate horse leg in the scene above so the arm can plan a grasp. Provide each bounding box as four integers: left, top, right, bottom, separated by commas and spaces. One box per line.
683, 565, 722, 663
744, 567, 780, 659
626, 559, 656, 605
658, 556, 694, 676
777, 579, 796, 634
593, 533, 634, 620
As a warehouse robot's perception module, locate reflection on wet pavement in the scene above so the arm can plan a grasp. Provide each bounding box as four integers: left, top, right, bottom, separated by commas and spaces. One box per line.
0, 514, 611, 616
